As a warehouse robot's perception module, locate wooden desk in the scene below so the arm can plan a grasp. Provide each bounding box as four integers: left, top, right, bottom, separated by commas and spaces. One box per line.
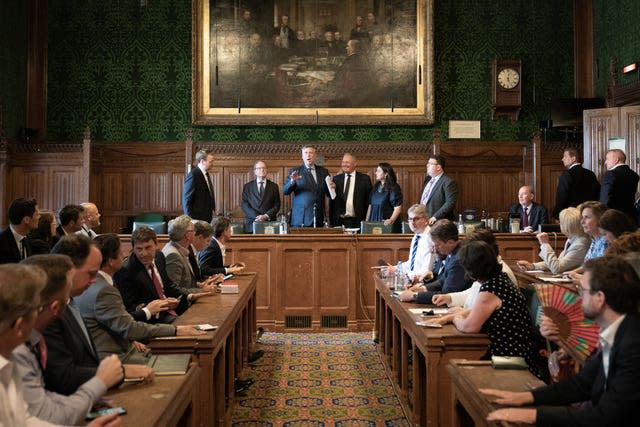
511, 265, 578, 293
149, 274, 257, 427
374, 275, 490, 427
447, 359, 544, 427
107, 363, 199, 427
119, 233, 551, 332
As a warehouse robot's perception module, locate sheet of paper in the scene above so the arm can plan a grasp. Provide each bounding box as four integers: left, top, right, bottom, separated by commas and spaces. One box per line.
539, 277, 573, 283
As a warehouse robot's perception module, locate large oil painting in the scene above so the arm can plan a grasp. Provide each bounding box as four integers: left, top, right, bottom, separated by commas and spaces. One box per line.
192, 0, 433, 125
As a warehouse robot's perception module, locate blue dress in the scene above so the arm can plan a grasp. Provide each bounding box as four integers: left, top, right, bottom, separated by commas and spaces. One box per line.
584, 234, 609, 261
369, 182, 403, 233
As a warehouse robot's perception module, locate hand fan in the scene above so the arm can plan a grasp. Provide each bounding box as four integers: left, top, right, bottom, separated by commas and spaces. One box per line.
534, 284, 599, 360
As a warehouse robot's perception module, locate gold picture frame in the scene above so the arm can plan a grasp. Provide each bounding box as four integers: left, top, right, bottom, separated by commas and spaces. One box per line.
192, 0, 434, 126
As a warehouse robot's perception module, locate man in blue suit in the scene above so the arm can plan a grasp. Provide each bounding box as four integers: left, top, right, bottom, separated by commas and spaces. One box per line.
182, 149, 216, 223
482, 255, 640, 426
283, 145, 331, 227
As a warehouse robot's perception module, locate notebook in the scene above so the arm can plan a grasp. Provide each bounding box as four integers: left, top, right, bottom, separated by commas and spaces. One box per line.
122, 347, 191, 375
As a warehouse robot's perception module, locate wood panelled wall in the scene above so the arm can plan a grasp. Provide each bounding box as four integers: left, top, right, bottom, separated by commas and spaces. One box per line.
0, 133, 573, 230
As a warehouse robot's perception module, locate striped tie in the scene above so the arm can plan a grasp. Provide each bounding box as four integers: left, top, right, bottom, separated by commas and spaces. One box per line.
410, 235, 421, 270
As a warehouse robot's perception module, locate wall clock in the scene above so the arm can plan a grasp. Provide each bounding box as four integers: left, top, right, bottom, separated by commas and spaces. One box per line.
492, 59, 522, 120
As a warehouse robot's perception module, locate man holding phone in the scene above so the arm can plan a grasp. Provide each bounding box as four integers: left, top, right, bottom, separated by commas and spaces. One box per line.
0, 263, 122, 427
115, 226, 212, 324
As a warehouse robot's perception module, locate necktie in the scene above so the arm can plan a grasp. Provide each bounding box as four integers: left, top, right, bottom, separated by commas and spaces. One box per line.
149, 265, 177, 316
188, 246, 201, 281
20, 237, 28, 260
37, 337, 47, 369
343, 174, 352, 201
308, 168, 317, 183
409, 234, 421, 270
258, 181, 264, 197
206, 172, 214, 198
421, 179, 435, 205
522, 206, 529, 228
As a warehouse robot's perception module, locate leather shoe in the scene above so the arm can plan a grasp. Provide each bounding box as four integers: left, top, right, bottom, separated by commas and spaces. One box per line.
235, 378, 254, 388
248, 350, 264, 363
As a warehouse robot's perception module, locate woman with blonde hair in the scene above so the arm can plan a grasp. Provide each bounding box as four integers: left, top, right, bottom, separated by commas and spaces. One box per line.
516, 207, 590, 274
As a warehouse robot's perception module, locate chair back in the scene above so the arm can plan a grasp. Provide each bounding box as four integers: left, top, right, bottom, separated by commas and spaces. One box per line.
252, 221, 281, 234
132, 221, 167, 234
360, 221, 393, 234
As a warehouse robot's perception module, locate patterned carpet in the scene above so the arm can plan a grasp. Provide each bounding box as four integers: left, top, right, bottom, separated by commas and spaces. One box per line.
231, 332, 411, 426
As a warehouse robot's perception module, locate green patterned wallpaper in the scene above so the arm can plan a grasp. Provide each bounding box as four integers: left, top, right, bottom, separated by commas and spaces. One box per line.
0, 0, 27, 140
593, 0, 640, 97
46, 0, 575, 142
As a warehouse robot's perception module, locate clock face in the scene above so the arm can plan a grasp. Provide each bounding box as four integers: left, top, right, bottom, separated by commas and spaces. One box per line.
497, 68, 520, 89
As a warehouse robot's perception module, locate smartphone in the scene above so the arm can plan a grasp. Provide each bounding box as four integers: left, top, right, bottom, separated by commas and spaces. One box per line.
86, 406, 126, 420
224, 273, 233, 280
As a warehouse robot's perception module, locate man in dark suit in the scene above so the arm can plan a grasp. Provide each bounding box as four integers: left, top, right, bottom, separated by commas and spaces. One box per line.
56, 204, 85, 238
508, 185, 549, 233
0, 197, 40, 264
283, 145, 331, 227
114, 226, 207, 324
44, 235, 153, 395
482, 256, 640, 426
273, 14, 295, 49
329, 153, 372, 229
399, 219, 472, 304
420, 155, 459, 224
241, 160, 281, 233
75, 234, 201, 359
599, 149, 639, 224
552, 148, 600, 219
199, 216, 246, 277
182, 149, 216, 222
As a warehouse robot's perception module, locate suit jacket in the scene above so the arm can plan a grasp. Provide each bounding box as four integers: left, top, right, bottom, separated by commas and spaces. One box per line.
283, 164, 330, 227
329, 171, 372, 226
508, 202, 549, 231
241, 179, 281, 232
42, 305, 101, 395
422, 173, 459, 220
74, 273, 176, 359
416, 244, 472, 304
0, 226, 30, 264
182, 167, 216, 222
534, 234, 591, 274
12, 330, 106, 425
533, 312, 640, 427
553, 164, 600, 218
162, 241, 200, 293
600, 165, 640, 223
114, 251, 189, 324
199, 238, 227, 277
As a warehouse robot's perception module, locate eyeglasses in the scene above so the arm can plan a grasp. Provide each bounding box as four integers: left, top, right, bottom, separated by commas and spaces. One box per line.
427, 162, 439, 166
408, 217, 424, 222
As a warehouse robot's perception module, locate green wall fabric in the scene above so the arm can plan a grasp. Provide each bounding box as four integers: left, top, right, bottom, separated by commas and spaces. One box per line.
0, 0, 27, 140
46, 0, 575, 142
593, 0, 640, 98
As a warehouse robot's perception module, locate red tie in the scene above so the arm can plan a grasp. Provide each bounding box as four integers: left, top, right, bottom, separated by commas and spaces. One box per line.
149, 266, 177, 316
38, 336, 47, 369
522, 206, 529, 228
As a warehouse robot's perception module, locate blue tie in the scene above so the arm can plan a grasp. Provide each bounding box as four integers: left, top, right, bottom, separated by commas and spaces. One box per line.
410, 235, 421, 270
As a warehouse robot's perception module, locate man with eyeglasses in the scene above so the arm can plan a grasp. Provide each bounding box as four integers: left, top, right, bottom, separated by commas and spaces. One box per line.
399, 219, 473, 304
14, 254, 125, 425
382, 204, 435, 282
241, 161, 281, 233
419, 155, 458, 225
0, 263, 122, 426
481, 256, 640, 426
